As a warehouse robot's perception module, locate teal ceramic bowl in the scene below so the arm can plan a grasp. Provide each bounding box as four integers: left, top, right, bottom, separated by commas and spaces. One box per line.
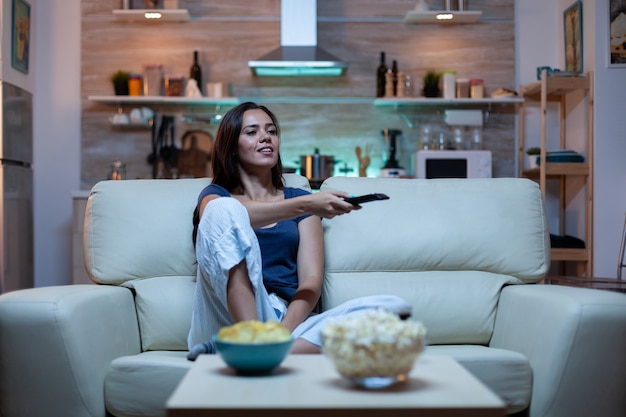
212, 335, 294, 375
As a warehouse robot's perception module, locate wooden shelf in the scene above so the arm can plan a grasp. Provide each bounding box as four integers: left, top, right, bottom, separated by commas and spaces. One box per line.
522, 162, 590, 177
521, 75, 590, 101
551, 248, 590, 262
518, 71, 594, 277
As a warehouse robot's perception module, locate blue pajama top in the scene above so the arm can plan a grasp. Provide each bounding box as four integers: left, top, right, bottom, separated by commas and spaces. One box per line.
197, 184, 312, 301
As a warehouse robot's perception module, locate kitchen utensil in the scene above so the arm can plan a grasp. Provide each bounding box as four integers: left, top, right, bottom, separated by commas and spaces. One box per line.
177, 130, 212, 178
299, 148, 336, 182
355, 145, 371, 177
381, 129, 406, 178
147, 115, 178, 178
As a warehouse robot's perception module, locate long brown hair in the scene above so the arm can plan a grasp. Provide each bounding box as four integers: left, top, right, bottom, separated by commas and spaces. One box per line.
192, 102, 284, 246
211, 101, 284, 192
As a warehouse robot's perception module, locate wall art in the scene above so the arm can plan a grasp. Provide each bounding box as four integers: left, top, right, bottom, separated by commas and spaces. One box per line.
11, 0, 30, 74
564, 1, 583, 73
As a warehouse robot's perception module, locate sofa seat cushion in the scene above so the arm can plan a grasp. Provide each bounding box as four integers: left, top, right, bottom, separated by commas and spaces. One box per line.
323, 271, 518, 345
105, 351, 191, 417
427, 345, 532, 414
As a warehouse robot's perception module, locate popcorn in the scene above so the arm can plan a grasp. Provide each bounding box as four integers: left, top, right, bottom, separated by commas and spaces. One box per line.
321, 309, 427, 379
217, 320, 291, 344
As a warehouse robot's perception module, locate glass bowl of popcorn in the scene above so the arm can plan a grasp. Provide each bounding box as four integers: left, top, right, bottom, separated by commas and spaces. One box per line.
321, 309, 427, 389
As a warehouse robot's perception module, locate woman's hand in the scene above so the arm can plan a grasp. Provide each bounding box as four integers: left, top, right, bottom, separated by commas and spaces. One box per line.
304, 190, 360, 219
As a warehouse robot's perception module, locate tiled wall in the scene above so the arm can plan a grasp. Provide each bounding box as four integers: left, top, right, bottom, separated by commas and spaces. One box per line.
81, 0, 516, 189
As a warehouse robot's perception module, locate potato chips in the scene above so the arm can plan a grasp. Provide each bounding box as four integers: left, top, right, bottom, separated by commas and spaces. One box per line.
217, 320, 291, 344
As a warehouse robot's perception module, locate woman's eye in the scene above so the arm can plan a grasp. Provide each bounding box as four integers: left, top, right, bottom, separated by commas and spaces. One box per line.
267, 129, 277, 135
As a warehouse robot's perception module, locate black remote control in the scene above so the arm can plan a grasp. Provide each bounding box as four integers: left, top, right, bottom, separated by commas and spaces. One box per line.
344, 193, 390, 205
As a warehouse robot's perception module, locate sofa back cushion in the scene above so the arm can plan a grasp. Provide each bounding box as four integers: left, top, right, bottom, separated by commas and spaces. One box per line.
83, 175, 310, 351
320, 177, 550, 345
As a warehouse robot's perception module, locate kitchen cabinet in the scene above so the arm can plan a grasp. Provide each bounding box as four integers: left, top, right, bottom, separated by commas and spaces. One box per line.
518, 71, 594, 277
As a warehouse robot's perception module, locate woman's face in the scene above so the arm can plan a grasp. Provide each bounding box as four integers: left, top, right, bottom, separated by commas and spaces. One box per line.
237, 109, 280, 172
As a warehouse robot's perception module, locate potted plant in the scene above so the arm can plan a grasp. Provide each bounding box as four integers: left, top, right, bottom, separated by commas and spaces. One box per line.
110, 70, 130, 96
526, 147, 540, 169
422, 71, 441, 98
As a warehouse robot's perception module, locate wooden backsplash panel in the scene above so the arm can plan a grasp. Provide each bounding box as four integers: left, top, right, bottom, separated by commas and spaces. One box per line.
81, 0, 517, 188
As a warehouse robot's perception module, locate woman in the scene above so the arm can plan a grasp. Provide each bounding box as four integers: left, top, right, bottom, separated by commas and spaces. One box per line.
187, 102, 410, 358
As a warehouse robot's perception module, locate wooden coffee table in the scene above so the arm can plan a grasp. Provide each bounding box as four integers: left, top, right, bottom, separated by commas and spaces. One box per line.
166, 353, 506, 417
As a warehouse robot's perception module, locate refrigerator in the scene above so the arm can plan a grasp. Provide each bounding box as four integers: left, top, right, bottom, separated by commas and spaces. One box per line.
0, 81, 33, 294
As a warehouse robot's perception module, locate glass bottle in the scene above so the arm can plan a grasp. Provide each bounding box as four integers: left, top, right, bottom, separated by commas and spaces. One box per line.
391, 60, 399, 96
376, 52, 388, 97
189, 50, 203, 94
471, 127, 483, 149
453, 127, 464, 150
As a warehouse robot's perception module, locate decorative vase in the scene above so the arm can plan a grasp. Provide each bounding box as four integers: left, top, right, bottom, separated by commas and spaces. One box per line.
527, 154, 539, 169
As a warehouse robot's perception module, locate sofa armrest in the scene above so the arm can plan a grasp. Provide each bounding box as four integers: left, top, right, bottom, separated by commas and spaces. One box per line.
491, 284, 626, 417
0, 285, 142, 417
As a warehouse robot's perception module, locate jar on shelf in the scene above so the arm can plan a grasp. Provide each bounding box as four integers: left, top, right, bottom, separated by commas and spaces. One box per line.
143, 64, 163, 96
442, 70, 456, 99
165, 74, 184, 97
128, 73, 142, 96
456, 78, 470, 98
471, 127, 483, 149
453, 127, 466, 150
470, 79, 484, 98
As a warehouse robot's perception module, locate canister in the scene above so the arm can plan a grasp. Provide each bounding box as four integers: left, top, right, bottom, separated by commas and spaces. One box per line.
470, 79, 484, 98
456, 78, 470, 98
143, 64, 163, 96
128, 73, 142, 96
165, 74, 184, 96
442, 71, 456, 99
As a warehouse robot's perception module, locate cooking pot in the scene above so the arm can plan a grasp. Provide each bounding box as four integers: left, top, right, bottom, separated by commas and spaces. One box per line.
299, 148, 336, 181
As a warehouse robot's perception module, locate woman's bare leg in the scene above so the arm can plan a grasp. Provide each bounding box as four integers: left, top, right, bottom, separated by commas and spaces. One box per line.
226, 260, 258, 322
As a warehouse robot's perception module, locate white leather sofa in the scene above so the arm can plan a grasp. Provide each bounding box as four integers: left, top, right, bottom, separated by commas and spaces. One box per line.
1, 174, 625, 417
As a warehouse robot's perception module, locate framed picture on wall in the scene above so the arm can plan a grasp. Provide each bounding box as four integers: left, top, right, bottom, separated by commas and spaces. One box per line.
609, 0, 626, 67
11, 0, 30, 74
564, 1, 583, 73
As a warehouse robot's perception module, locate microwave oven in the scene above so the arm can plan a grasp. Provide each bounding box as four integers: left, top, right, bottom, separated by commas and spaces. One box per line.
415, 150, 492, 179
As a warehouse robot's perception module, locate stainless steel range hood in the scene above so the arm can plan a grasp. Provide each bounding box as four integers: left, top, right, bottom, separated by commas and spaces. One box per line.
248, 0, 348, 76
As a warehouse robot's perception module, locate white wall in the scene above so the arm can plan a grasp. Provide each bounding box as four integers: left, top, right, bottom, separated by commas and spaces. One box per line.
0, 0, 35, 92
28, 1, 625, 286
592, 0, 626, 277
517, 0, 626, 278
33, 0, 81, 287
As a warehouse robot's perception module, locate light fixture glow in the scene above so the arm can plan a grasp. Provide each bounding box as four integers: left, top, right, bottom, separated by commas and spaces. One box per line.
144, 12, 163, 19
252, 66, 344, 77
436, 13, 454, 20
